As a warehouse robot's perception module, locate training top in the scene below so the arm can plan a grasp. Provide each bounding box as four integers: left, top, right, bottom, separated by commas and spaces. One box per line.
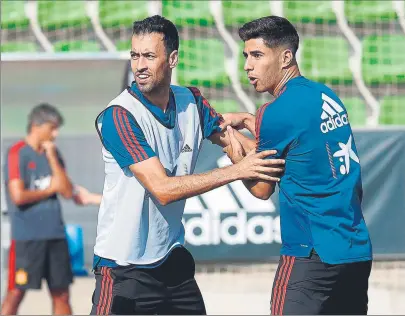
256, 76, 372, 264
3, 141, 66, 241
94, 82, 223, 267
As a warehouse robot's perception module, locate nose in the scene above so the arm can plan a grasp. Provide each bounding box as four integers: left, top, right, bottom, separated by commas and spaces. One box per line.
52, 128, 59, 139
244, 57, 253, 72
136, 56, 148, 72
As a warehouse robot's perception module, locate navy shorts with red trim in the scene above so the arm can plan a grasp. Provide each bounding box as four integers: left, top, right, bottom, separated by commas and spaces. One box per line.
7, 239, 73, 291
271, 251, 372, 315
90, 247, 206, 315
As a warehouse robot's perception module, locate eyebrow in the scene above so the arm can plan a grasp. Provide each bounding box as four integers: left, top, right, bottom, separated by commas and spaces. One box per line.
249, 50, 264, 55
130, 50, 155, 54
243, 50, 264, 57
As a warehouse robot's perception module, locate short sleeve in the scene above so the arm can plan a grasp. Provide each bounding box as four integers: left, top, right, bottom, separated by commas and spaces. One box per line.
5, 143, 26, 182
101, 106, 156, 169
256, 100, 298, 159
188, 87, 224, 139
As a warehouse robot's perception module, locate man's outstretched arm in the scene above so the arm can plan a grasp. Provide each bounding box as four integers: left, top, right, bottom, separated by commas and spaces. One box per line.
129, 150, 282, 206
99, 105, 283, 206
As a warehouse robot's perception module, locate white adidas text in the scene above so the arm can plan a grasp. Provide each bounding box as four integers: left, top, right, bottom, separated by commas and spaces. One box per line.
320, 93, 349, 134
182, 155, 281, 246
183, 212, 281, 246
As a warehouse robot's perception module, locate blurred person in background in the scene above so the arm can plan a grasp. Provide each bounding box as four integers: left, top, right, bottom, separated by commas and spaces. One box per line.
222, 16, 373, 315
1, 103, 101, 315
91, 15, 283, 315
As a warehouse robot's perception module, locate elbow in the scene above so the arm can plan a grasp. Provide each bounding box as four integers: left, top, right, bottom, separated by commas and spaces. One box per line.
11, 195, 24, 207
157, 197, 170, 206
10, 192, 24, 206
150, 185, 174, 206
254, 192, 272, 200
154, 193, 173, 206
11, 192, 26, 206
252, 188, 275, 201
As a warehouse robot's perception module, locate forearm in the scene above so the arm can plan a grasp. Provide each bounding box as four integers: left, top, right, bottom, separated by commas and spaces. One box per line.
152, 165, 240, 205
88, 193, 102, 205
47, 154, 74, 198
12, 188, 55, 206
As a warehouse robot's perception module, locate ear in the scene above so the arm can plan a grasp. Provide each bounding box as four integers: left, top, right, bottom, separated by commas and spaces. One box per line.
168, 50, 178, 69
280, 49, 294, 69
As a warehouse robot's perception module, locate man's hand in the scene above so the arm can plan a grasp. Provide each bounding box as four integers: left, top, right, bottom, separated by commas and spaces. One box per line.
73, 185, 102, 206
72, 185, 89, 205
223, 126, 246, 164
41, 141, 57, 158
220, 112, 256, 137
233, 149, 285, 182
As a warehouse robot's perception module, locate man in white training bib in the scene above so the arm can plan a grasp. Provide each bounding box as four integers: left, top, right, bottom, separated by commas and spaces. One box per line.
91, 15, 284, 315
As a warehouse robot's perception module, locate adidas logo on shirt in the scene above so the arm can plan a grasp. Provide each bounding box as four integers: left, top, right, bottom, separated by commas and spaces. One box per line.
320, 93, 349, 134
181, 144, 193, 153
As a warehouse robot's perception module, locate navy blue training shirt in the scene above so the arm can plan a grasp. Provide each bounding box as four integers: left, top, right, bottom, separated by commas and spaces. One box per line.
4, 140, 66, 241
256, 76, 372, 264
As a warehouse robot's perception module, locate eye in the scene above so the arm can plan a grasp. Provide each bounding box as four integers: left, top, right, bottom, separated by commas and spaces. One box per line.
252, 53, 261, 59
145, 54, 155, 60
130, 52, 139, 60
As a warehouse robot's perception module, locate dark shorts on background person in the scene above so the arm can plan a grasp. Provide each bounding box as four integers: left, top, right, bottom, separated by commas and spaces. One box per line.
271, 250, 372, 315
7, 238, 73, 291
90, 247, 206, 315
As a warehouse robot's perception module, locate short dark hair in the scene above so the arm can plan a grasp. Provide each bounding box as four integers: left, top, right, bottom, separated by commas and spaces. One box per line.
27, 103, 64, 132
132, 15, 179, 55
239, 16, 299, 55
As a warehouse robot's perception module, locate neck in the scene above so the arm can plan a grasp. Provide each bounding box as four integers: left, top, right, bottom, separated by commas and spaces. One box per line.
143, 85, 170, 111
25, 133, 42, 152
273, 65, 301, 97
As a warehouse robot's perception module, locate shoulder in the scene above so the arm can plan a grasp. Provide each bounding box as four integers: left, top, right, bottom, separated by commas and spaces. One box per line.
174, 86, 212, 113
257, 92, 292, 122
168, 84, 200, 97
287, 78, 330, 103
185, 86, 202, 96
107, 89, 132, 108
256, 89, 308, 136
102, 105, 138, 127
7, 140, 27, 158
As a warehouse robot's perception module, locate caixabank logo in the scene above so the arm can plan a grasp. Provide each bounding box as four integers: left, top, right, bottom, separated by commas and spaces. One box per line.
182, 155, 281, 247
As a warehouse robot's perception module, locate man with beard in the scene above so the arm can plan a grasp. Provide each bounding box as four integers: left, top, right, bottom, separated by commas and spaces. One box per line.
91, 15, 284, 315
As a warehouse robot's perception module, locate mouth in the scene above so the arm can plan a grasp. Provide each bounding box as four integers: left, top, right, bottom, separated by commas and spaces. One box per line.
136, 73, 151, 83
248, 75, 258, 85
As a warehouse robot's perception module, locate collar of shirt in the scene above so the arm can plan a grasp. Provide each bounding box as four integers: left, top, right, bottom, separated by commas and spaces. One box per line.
129, 82, 176, 129
285, 75, 306, 89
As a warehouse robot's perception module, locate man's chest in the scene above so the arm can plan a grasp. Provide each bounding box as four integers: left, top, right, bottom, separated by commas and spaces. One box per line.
22, 156, 52, 190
